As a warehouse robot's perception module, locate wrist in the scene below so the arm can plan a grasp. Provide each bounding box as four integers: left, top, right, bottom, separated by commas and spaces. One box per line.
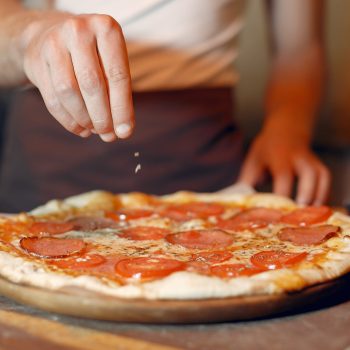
262, 111, 314, 145
11, 11, 71, 84
9, 11, 49, 83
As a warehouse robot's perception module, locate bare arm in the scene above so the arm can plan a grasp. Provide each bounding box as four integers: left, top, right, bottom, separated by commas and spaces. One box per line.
0, 0, 41, 86
265, 0, 324, 143
0, 0, 134, 141
239, 0, 330, 205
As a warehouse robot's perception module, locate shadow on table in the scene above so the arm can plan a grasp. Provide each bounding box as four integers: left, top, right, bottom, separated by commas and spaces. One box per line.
255, 272, 350, 322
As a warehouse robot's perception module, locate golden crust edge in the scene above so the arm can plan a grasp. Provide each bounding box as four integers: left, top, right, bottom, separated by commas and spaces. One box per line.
26, 190, 298, 220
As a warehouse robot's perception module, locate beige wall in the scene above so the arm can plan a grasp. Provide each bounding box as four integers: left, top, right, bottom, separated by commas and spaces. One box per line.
235, 0, 350, 148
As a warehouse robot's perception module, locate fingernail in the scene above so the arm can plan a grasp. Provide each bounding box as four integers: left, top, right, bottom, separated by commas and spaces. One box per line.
79, 130, 92, 138
116, 123, 132, 139
100, 132, 117, 142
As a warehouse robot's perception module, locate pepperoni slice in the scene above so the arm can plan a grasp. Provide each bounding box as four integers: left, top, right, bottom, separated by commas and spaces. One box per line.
29, 221, 75, 235
106, 209, 153, 222
278, 224, 340, 246
160, 202, 225, 221
191, 250, 233, 264
118, 226, 171, 241
217, 208, 282, 231
211, 264, 265, 278
250, 250, 308, 270
281, 206, 333, 226
53, 254, 106, 269
115, 257, 186, 280
20, 237, 85, 258
166, 229, 234, 249
68, 216, 119, 231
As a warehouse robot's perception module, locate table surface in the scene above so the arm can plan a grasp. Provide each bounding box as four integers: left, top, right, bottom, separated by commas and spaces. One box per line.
0, 278, 350, 350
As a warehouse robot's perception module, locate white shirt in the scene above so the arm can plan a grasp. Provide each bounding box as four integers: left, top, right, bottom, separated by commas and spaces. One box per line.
53, 0, 246, 91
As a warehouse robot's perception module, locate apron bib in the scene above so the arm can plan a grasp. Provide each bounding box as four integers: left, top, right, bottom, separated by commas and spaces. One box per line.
0, 87, 242, 212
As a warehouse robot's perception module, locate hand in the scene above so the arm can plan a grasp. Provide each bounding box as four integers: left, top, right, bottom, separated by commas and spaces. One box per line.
22, 13, 134, 141
238, 124, 331, 205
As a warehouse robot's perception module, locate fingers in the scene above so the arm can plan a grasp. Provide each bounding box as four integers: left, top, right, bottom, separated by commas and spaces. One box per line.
238, 152, 264, 187
93, 16, 134, 139
240, 151, 331, 205
313, 165, 331, 205
293, 155, 331, 205
45, 37, 94, 131
295, 158, 331, 205
294, 160, 318, 205
239, 132, 331, 204
272, 167, 294, 198
67, 25, 115, 142
35, 62, 89, 137
23, 14, 134, 142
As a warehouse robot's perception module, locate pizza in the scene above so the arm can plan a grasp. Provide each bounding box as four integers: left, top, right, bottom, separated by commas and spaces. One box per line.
0, 190, 349, 301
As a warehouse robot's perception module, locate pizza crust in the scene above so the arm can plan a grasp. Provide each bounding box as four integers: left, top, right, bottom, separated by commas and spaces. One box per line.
29, 190, 297, 218
30, 191, 117, 218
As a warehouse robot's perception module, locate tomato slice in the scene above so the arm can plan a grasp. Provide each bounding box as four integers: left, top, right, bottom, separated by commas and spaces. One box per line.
90, 255, 128, 275
250, 250, 308, 270
281, 206, 333, 226
217, 208, 282, 232
160, 202, 225, 221
53, 254, 106, 269
166, 229, 234, 249
191, 250, 233, 264
106, 209, 153, 222
118, 226, 171, 241
20, 237, 85, 258
29, 221, 75, 235
115, 257, 186, 280
211, 264, 265, 278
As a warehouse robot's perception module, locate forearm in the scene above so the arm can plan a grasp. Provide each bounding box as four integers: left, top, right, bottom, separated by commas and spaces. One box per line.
264, 43, 325, 143
240, 0, 329, 204
0, 1, 70, 86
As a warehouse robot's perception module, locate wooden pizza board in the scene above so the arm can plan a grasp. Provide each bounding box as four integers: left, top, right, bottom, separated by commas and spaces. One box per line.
0, 275, 346, 324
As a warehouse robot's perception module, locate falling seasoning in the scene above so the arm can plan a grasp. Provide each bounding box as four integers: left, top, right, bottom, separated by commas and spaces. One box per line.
135, 164, 141, 174
134, 151, 141, 174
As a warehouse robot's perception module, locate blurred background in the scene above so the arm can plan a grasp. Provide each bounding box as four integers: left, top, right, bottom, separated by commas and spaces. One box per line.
236, 0, 350, 205
0, 0, 349, 205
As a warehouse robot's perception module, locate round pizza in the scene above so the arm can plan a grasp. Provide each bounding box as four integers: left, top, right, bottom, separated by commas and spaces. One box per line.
0, 190, 349, 301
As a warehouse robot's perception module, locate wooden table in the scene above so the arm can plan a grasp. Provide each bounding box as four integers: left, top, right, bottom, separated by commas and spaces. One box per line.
0, 279, 350, 350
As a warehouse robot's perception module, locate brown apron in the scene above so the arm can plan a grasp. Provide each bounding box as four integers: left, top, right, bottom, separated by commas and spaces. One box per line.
0, 87, 242, 212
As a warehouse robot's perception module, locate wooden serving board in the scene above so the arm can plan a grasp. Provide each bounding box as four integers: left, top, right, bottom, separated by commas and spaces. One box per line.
0, 275, 345, 324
